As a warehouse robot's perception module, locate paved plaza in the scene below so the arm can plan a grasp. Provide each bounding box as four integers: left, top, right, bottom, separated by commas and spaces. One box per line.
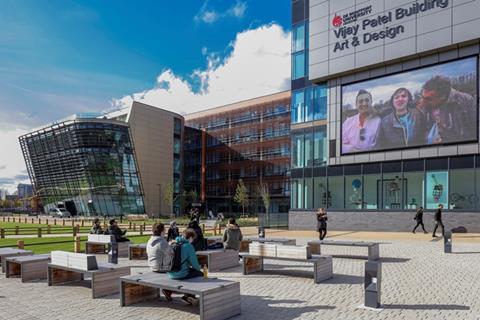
1, 233, 480, 320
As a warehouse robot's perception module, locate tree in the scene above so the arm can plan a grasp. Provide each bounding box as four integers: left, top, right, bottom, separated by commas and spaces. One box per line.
257, 182, 271, 226
234, 179, 249, 218
162, 183, 174, 218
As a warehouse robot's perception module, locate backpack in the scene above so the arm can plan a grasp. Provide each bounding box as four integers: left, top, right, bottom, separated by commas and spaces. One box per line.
169, 242, 184, 272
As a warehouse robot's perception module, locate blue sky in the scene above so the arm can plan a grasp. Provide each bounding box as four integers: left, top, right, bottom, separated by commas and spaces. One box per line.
0, 0, 292, 192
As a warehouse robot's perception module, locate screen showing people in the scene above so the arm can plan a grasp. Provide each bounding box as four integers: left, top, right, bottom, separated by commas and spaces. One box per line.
341, 57, 478, 155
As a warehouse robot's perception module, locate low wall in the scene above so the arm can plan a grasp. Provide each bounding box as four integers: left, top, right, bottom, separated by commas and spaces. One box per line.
289, 210, 480, 232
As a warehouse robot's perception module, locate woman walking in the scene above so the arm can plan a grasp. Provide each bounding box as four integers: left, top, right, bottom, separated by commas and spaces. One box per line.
316, 208, 328, 240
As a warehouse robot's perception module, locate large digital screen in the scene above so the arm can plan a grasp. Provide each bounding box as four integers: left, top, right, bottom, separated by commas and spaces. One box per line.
341, 56, 478, 155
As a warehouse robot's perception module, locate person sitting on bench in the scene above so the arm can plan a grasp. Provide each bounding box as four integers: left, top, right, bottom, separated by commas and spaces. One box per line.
164, 229, 204, 305
105, 219, 129, 242
89, 218, 103, 234
187, 220, 206, 251
167, 221, 179, 242
223, 217, 243, 250
147, 223, 171, 273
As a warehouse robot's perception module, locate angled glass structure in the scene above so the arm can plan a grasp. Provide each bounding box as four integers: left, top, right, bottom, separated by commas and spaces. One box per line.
19, 116, 145, 216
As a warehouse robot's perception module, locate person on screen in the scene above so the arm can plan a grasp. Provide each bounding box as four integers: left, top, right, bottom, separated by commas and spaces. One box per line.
342, 89, 381, 153
377, 87, 427, 149
417, 75, 476, 145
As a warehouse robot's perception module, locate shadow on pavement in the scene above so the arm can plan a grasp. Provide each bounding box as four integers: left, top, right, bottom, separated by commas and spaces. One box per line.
382, 304, 469, 310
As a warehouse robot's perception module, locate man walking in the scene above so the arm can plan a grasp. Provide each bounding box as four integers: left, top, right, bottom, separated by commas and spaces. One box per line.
432, 204, 445, 238
412, 206, 427, 234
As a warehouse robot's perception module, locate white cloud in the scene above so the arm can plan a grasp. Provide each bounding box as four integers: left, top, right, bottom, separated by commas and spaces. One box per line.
0, 128, 30, 193
113, 23, 291, 115
194, 0, 247, 24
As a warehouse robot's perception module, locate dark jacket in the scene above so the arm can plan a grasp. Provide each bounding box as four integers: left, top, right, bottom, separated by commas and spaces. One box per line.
188, 221, 206, 251
414, 208, 424, 221
317, 213, 328, 228
106, 225, 128, 242
89, 224, 103, 234
167, 227, 179, 242
434, 208, 442, 222
377, 108, 426, 149
168, 236, 201, 279
222, 223, 243, 250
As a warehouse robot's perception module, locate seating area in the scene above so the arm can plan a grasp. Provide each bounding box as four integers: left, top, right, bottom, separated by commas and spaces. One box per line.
86, 234, 130, 257
0, 248, 33, 273
196, 249, 239, 272
48, 251, 131, 298
5, 253, 51, 282
243, 242, 333, 283
120, 273, 241, 320
307, 240, 381, 261
128, 243, 147, 260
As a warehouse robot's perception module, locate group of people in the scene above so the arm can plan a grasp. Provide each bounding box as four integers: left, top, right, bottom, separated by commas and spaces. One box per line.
342, 75, 476, 154
143, 215, 243, 305
412, 204, 446, 238
89, 218, 129, 242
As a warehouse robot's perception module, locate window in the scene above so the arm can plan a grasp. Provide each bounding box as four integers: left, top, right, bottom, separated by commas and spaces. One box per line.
345, 175, 362, 209
292, 90, 304, 123
363, 174, 380, 209
313, 129, 327, 166
291, 179, 304, 209
304, 132, 313, 167
328, 176, 344, 209
313, 177, 328, 209
292, 52, 305, 80
292, 23, 305, 53
305, 87, 314, 122
449, 169, 475, 210
313, 85, 328, 120
382, 173, 403, 210
404, 172, 424, 209
292, 134, 304, 168
304, 178, 313, 209
426, 171, 448, 209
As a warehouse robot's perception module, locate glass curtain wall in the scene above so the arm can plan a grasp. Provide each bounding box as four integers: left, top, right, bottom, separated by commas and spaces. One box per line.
404, 172, 424, 209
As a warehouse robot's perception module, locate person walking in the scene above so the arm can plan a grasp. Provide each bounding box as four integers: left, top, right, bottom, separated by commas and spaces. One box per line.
316, 208, 328, 240
412, 206, 427, 234
432, 204, 445, 238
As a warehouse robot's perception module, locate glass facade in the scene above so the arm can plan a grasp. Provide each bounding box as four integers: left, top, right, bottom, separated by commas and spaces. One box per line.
290, 157, 480, 211
19, 119, 145, 216
291, 86, 328, 123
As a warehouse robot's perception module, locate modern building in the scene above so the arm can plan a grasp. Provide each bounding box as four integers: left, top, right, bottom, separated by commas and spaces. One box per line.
289, 0, 480, 231
19, 115, 145, 216
185, 92, 291, 221
17, 183, 33, 198
105, 101, 184, 217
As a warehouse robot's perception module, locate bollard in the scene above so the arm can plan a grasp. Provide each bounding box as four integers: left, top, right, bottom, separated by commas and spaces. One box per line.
364, 261, 382, 308
15, 226, 19, 235
37, 228, 42, 238
54, 218, 56, 225
62, 219, 65, 226
81, 220, 84, 227
46, 218, 48, 225
74, 236, 81, 253
73, 226, 77, 237
17, 240, 24, 249
108, 242, 119, 264
13, 217, 16, 223
444, 231, 452, 253
139, 225, 143, 236
7, 217, 10, 222
71, 219, 75, 227
47, 225, 51, 234
76, 224, 80, 235
2, 216, 4, 222
0, 228, 4, 239
133, 223, 136, 231
24, 217, 27, 223
31, 218, 34, 224
129, 221, 132, 229
38, 218, 41, 224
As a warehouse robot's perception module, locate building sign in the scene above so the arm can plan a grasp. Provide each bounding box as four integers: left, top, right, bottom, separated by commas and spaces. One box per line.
332, 0, 450, 53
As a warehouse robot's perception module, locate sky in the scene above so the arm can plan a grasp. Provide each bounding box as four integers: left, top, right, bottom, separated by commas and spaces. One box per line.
0, 0, 292, 193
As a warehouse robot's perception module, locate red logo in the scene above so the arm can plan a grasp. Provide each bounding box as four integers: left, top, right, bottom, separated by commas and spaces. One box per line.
332, 15, 343, 27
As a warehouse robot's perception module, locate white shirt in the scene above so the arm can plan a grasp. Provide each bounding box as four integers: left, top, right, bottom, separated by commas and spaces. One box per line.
342, 113, 381, 154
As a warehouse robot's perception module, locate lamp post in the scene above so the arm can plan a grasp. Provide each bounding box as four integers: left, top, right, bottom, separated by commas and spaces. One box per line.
156, 184, 161, 218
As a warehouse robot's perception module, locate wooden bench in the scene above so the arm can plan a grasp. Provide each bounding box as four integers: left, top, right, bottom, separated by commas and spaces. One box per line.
246, 237, 296, 246
48, 251, 131, 298
129, 243, 147, 260
307, 240, 380, 261
5, 254, 50, 282
196, 249, 239, 272
243, 243, 332, 283
120, 272, 241, 320
0, 248, 33, 273
86, 234, 130, 258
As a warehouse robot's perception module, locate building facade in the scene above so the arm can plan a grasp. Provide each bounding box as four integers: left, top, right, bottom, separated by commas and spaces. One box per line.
289, 0, 480, 232
105, 101, 184, 217
185, 92, 291, 220
19, 116, 145, 216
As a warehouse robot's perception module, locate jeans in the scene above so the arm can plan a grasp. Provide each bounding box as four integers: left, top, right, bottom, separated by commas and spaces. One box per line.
432, 220, 445, 237
413, 220, 427, 233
